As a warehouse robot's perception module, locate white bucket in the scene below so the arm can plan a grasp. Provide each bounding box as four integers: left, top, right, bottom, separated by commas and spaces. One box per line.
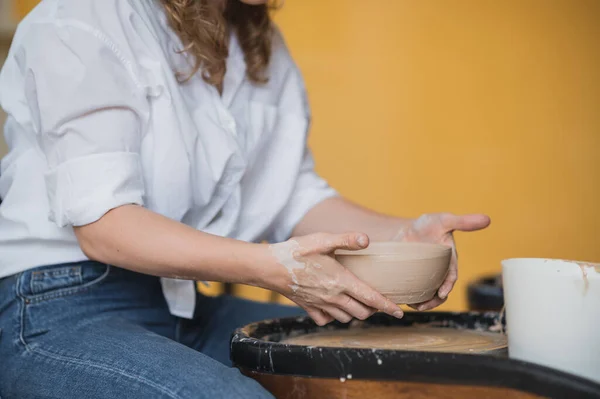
502, 258, 600, 383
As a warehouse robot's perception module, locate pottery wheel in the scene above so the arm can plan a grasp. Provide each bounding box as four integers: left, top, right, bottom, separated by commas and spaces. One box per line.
282, 327, 507, 354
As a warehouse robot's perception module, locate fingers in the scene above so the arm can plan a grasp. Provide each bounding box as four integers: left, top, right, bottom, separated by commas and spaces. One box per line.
320, 305, 354, 323
314, 232, 369, 253
442, 214, 491, 232
410, 295, 447, 311
316, 294, 377, 323
308, 297, 375, 325
438, 246, 458, 299
331, 294, 377, 320
344, 278, 403, 319
306, 307, 334, 326
438, 267, 457, 300
410, 256, 454, 310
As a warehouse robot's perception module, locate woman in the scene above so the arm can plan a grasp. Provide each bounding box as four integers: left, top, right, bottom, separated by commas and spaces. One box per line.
0, 0, 490, 397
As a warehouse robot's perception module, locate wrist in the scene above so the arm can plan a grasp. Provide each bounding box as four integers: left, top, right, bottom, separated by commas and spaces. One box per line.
241, 242, 291, 292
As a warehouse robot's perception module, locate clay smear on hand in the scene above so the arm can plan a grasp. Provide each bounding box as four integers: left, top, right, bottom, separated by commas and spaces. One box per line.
269, 240, 305, 292
392, 214, 432, 241
269, 240, 343, 304
269, 240, 329, 293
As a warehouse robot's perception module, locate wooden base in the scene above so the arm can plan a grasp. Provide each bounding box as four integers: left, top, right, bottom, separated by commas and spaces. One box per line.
243, 370, 544, 399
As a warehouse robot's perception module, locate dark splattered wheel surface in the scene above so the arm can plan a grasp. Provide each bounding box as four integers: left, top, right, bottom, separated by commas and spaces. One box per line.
231, 312, 600, 399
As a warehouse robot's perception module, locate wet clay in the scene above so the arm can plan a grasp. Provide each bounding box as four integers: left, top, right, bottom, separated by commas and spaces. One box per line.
335, 243, 452, 304
282, 327, 507, 353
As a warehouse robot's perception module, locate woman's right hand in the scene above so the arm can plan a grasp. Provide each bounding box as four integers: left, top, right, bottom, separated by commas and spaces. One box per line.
265, 233, 403, 326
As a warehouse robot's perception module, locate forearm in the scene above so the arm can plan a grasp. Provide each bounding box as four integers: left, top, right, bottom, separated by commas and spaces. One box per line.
292, 197, 413, 241
74, 205, 277, 287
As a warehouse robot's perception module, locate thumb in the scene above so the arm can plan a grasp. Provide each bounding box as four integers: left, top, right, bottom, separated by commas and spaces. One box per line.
318, 232, 369, 253
443, 214, 491, 232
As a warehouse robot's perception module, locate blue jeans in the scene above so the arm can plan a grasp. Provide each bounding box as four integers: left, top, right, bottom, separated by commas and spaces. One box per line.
0, 262, 301, 398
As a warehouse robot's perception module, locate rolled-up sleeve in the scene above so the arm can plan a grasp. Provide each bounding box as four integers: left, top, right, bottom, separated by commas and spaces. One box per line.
270, 149, 338, 243
21, 23, 148, 227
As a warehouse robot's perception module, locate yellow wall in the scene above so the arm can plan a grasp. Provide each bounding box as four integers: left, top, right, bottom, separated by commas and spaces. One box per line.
14, 0, 39, 19
273, 0, 600, 311
13, 1, 600, 311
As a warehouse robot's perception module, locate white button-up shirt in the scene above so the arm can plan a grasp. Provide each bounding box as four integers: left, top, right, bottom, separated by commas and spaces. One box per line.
0, 0, 337, 318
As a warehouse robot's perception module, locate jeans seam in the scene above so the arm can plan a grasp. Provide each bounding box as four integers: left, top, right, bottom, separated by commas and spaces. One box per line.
15, 275, 180, 399
14, 268, 180, 398
16, 273, 27, 351
26, 346, 182, 399
21, 265, 111, 303
30, 267, 83, 295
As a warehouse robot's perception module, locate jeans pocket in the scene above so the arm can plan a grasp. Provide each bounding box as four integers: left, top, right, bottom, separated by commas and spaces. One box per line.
19, 262, 110, 303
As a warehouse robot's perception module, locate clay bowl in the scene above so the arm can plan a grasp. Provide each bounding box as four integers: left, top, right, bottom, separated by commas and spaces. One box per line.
335, 242, 452, 304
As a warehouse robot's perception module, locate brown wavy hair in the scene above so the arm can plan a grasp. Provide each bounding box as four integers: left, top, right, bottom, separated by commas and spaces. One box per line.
160, 0, 275, 90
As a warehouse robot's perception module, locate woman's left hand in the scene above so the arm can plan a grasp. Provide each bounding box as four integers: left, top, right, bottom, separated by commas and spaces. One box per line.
392, 213, 491, 311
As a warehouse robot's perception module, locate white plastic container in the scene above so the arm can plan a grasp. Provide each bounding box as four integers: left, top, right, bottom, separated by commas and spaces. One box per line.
502, 258, 600, 383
